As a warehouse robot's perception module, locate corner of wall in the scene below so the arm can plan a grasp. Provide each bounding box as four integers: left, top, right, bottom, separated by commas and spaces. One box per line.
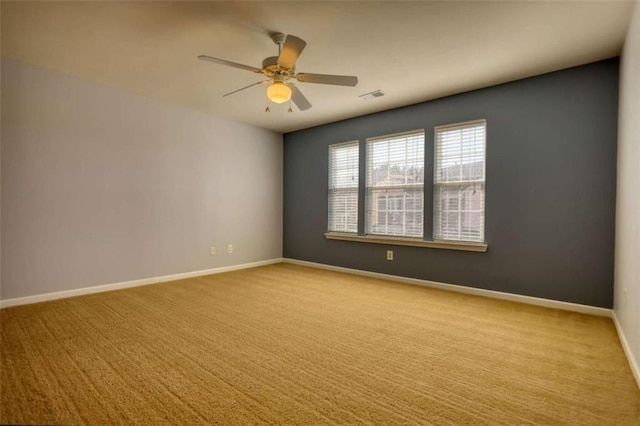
613, 0, 640, 390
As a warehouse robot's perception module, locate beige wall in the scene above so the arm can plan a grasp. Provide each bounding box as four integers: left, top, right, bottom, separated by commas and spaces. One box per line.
1, 58, 283, 300
615, 0, 640, 384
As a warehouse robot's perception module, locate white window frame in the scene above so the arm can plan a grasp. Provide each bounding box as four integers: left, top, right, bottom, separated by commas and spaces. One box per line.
433, 119, 486, 243
365, 130, 425, 238
328, 141, 360, 233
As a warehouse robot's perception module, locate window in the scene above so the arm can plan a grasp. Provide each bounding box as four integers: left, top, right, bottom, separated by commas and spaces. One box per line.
326, 121, 487, 251
434, 120, 486, 242
328, 141, 359, 233
366, 131, 424, 237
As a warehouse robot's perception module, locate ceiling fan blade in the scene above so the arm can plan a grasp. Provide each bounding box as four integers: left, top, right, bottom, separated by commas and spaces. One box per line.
223, 80, 270, 97
291, 85, 312, 111
198, 55, 263, 73
277, 35, 306, 69
295, 73, 358, 87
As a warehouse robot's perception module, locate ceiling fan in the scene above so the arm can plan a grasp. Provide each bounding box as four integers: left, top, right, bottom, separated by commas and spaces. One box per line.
198, 33, 358, 111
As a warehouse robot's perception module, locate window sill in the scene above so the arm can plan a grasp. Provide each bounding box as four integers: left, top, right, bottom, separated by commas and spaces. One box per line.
324, 232, 488, 252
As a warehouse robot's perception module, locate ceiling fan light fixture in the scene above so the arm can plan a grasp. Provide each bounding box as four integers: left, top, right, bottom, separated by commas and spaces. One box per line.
266, 81, 292, 104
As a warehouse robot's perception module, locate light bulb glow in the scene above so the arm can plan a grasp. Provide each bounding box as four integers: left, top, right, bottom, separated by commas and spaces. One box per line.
266, 81, 292, 104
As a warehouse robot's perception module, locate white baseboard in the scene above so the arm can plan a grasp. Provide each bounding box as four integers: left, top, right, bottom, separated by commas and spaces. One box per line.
613, 312, 640, 389
283, 258, 613, 318
0, 258, 284, 309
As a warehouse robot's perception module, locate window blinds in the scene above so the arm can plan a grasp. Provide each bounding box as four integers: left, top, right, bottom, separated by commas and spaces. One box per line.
434, 120, 486, 242
366, 131, 425, 237
328, 141, 359, 233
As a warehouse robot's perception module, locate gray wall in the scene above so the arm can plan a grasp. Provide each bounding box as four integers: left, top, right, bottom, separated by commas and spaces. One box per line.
284, 59, 619, 308
1, 58, 283, 300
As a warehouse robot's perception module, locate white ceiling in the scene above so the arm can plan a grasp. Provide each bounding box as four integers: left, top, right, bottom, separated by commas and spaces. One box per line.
1, 1, 634, 133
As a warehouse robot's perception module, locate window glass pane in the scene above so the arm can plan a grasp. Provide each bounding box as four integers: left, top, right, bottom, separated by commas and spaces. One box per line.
434, 121, 486, 242
365, 132, 425, 238
328, 142, 359, 233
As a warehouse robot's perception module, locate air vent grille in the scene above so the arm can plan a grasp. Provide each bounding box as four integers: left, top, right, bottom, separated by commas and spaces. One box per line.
359, 90, 386, 100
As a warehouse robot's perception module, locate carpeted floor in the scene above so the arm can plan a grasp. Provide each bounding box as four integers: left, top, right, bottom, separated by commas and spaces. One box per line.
1, 263, 639, 425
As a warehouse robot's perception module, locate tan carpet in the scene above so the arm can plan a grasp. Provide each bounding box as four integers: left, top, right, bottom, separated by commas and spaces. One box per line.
1, 263, 638, 425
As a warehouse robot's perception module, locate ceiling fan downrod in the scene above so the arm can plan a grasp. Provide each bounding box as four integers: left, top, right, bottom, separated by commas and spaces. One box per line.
271, 32, 286, 56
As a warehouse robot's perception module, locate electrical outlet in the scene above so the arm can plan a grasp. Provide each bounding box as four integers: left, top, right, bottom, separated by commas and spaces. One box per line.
210, 247, 216, 256
386, 250, 393, 261
227, 244, 233, 254
623, 288, 628, 307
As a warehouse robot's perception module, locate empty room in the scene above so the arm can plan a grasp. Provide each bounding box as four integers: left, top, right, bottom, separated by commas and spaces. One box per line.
1, 1, 639, 424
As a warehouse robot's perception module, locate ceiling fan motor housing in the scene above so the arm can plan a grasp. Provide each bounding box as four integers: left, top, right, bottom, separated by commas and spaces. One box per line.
262, 56, 295, 81
262, 56, 279, 72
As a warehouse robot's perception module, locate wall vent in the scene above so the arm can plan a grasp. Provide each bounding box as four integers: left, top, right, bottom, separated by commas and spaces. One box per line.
359, 90, 386, 100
